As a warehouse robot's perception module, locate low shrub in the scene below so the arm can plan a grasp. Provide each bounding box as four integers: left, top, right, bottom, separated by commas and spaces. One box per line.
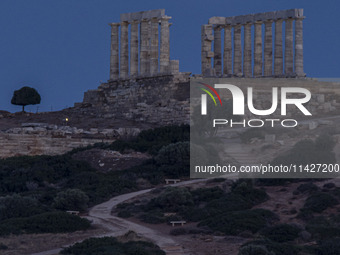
199, 209, 277, 235
0, 212, 90, 236
232, 180, 268, 204
169, 228, 187, 236
155, 142, 189, 178
139, 213, 165, 224
317, 238, 340, 255
0, 194, 47, 220
238, 244, 274, 255
151, 187, 193, 212
306, 216, 340, 239
241, 240, 301, 255
296, 183, 318, 194
303, 192, 338, 213
117, 210, 132, 218
54, 189, 89, 211
60, 237, 165, 255
0, 243, 8, 250
261, 224, 300, 243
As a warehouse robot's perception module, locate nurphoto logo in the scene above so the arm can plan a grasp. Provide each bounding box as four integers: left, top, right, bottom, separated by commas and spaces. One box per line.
200, 83, 312, 128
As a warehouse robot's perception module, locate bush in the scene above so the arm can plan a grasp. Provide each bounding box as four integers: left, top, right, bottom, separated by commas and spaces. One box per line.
152, 187, 193, 212
232, 180, 268, 204
241, 240, 301, 255
199, 209, 277, 235
239, 244, 274, 255
169, 228, 187, 236
60, 237, 165, 255
204, 193, 252, 214
54, 189, 89, 211
323, 182, 336, 189
155, 142, 189, 178
0, 212, 90, 236
107, 125, 189, 155
296, 182, 318, 194
0, 243, 8, 250
0, 194, 46, 220
303, 192, 338, 213
191, 187, 224, 203
262, 224, 300, 243
117, 210, 132, 218
317, 238, 340, 255
139, 213, 165, 224
306, 216, 340, 239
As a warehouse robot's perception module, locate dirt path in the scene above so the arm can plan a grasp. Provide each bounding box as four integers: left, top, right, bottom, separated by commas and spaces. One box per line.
31, 179, 206, 255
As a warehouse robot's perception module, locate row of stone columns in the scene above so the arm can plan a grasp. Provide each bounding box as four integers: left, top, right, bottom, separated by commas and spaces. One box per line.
203, 17, 305, 77
109, 16, 172, 80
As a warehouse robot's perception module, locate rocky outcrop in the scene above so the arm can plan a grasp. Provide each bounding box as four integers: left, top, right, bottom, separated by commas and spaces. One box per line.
0, 123, 141, 158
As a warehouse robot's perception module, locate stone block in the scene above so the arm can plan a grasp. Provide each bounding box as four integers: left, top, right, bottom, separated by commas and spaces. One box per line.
208, 16, 226, 25
120, 9, 165, 22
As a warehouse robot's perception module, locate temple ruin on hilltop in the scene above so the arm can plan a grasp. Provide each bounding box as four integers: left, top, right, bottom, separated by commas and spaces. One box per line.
76, 8, 311, 126
108, 9, 179, 80
202, 9, 305, 77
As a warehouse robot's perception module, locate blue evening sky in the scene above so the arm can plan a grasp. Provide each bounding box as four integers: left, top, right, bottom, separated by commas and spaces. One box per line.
0, 0, 339, 112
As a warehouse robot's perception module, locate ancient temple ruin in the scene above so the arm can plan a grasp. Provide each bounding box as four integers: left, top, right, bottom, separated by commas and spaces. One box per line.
78, 8, 310, 126
109, 9, 179, 80
202, 9, 305, 78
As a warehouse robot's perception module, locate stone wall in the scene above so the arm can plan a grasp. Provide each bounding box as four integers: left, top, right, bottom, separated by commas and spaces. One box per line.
75, 73, 191, 125
0, 123, 141, 158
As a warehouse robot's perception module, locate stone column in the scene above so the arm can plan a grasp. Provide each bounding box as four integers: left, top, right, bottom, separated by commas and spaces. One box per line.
109, 23, 119, 80
160, 16, 171, 74
140, 19, 149, 76
264, 20, 273, 76
150, 18, 159, 75
274, 19, 283, 76
201, 24, 213, 76
223, 24, 232, 76
233, 24, 242, 76
285, 18, 294, 75
295, 17, 305, 77
243, 23, 252, 77
119, 21, 129, 79
130, 20, 139, 76
213, 26, 222, 76
254, 21, 263, 77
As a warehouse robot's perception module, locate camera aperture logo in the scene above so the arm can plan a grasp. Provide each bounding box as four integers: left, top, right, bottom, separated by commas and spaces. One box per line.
199, 83, 312, 128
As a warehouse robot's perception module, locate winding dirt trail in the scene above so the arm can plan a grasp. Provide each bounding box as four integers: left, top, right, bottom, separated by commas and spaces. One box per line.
31, 179, 206, 255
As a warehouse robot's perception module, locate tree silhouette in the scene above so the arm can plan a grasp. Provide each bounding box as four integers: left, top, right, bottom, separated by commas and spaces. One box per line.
11, 86, 41, 112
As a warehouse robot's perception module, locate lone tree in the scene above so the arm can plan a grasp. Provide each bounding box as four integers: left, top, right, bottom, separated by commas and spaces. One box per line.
11, 86, 41, 112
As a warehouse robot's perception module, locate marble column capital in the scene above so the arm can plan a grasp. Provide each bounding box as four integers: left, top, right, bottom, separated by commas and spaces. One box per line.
295, 16, 305, 21
160, 15, 172, 21
213, 25, 223, 31
109, 22, 120, 27
264, 19, 273, 25
233, 23, 242, 28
